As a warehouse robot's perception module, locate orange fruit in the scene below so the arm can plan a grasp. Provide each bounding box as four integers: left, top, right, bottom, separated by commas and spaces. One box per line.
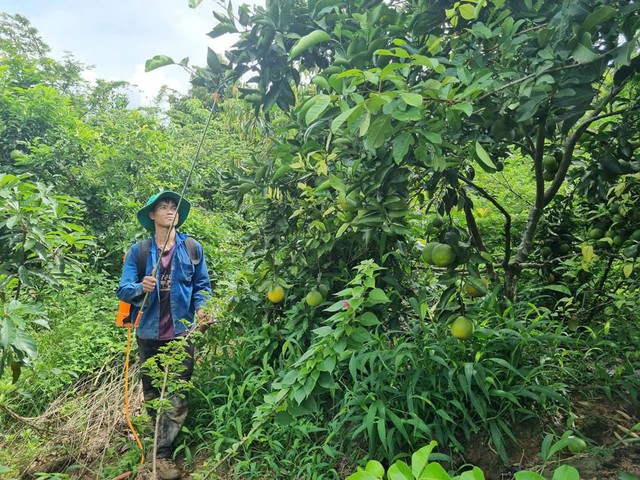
567, 436, 587, 454
267, 286, 285, 303
305, 290, 323, 307
431, 244, 455, 267
451, 316, 474, 340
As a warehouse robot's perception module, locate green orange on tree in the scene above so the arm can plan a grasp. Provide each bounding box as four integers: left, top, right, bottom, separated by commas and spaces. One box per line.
431, 243, 456, 267
451, 316, 474, 340
305, 289, 323, 307
421, 241, 439, 264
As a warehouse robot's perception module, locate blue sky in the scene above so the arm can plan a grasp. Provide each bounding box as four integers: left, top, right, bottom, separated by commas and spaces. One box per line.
2, 0, 261, 105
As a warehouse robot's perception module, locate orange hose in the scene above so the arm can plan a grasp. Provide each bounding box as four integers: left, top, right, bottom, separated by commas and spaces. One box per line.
124, 325, 145, 464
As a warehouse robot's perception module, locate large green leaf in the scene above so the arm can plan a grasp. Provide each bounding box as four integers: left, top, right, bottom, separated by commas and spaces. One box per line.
289, 30, 331, 60
582, 6, 617, 32
305, 95, 331, 124
144, 55, 175, 72
364, 116, 392, 150
207, 47, 222, 74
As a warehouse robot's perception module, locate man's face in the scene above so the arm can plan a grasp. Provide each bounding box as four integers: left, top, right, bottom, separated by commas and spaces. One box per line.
149, 200, 179, 228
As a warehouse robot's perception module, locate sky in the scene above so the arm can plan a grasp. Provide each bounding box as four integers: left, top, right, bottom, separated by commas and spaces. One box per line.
2, 0, 262, 106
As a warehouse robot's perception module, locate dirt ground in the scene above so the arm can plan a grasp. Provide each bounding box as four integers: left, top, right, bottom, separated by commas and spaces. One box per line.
463, 396, 640, 480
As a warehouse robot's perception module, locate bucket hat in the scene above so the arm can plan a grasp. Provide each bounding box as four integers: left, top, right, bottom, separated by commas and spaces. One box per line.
136, 191, 191, 232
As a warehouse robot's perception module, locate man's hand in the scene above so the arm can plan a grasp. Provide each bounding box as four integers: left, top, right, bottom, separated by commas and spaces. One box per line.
142, 275, 157, 293
197, 308, 213, 332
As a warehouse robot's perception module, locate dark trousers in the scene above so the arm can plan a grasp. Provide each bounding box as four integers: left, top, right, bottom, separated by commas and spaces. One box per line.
136, 336, 195, 459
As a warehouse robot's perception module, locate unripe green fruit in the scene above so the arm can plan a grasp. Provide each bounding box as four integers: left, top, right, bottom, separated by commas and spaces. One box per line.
567, 436, 587, 454
305, 290, 323, 307
421, 241, 439, 265
431, 244, 456, 267
431, 216, 444, 229
588, 228, 604, 240
451, 316, 474, 340
9, 149, 22, 160
613, 235, 625, 247
543, 156, 558, 172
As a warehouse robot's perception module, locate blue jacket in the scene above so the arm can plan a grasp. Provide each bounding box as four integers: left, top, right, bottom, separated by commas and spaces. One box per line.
116, 232, 212, 339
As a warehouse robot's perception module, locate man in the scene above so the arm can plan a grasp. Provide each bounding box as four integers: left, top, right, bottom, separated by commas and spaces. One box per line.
117, 190, 212, 480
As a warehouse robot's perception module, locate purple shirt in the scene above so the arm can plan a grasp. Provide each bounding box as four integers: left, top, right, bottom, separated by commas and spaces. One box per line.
158, 245, 175, 340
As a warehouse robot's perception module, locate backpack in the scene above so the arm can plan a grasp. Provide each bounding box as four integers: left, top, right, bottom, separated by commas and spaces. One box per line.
116, 237, 201, 326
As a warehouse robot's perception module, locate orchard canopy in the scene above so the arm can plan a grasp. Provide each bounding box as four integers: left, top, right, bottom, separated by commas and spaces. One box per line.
152, 0, 640, 304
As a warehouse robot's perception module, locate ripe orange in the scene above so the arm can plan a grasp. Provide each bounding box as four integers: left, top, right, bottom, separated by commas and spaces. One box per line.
305, 290, 323, 307
267, 285, 285, 303
451, 316, 474, 340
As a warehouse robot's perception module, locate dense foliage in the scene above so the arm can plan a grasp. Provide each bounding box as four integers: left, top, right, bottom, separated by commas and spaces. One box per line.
1, 3, 640, 479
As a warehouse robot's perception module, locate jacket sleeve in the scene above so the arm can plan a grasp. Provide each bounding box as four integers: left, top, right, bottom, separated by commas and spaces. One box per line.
116, 243, 145, 306
193, 242, 212, 310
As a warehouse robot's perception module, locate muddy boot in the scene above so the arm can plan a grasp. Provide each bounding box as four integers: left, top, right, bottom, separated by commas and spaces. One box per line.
156, 458, 181, 480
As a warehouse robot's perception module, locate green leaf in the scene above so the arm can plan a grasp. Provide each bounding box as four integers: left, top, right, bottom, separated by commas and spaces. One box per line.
451, 102, 473, 116
272, 165, 293, 182
359, 312, 380, 326
305, 95, 332, 124
331, 105, 361, 133
617, 473, 639, 480
388, 461, 414, 480
207, 48, 222, 74
514, 472, 546, 480
289, 30, 331, 60
475, 142, 497, 171
188, 0, 204, 7
582, 6, 617, 32
364, 116, 392, 150
420, 462, 451, 479
145, 55, 175, 72
623, 264, 634, 278
459, 467, 485, 480
552, 465, 579, 480
368, 288, 389, 304
572, 37, 600, 64
412, 441, 437, 477
207, 22, 238, 38
393, 132, 414, 164
543, 284, 571, 295
458, 3, 476, 20
345, 471, 379, 480
365, 460, 385, 477
400, 92, 423, 107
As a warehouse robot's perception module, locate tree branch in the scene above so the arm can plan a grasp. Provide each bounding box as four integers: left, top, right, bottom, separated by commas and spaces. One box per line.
458, 174, 511, 271
461, 191, 495, 279
544, 85, 624, 206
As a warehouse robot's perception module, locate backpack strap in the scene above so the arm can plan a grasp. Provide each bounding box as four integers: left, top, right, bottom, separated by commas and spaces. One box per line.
184, 236, 201, 265
135, 237, 199, 280
136, 238, 152, 281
